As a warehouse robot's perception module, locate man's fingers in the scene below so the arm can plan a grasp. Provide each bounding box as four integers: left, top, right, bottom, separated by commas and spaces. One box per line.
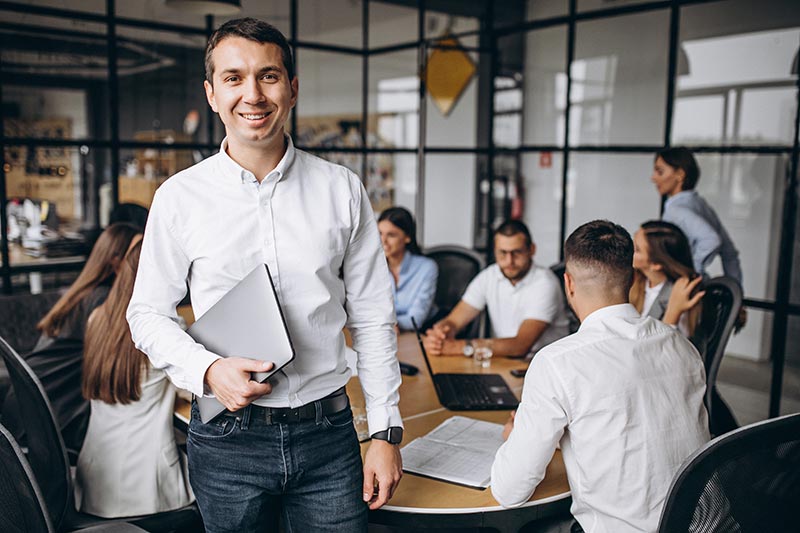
362, 468, 375, 503
237, 358, 274, 373
369, 476, 392, 510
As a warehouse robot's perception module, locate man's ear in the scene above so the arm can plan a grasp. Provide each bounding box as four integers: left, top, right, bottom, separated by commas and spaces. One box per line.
290, 76, 299, 108
529, 242, 537, 258
564, 271, 575, 298
204, 79, 218, 113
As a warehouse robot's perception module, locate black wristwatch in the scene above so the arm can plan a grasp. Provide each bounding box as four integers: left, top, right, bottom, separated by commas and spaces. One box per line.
371, 426, 403, 444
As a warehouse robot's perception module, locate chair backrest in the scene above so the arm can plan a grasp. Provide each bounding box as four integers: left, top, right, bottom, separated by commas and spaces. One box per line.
691, 277, 742, 426
424, 246, 486, 338
0, 423, 54, 533
657, 412, 800, 532
0, 336, 71, 530
0, 290, 61, 354
548, 261, 579, 334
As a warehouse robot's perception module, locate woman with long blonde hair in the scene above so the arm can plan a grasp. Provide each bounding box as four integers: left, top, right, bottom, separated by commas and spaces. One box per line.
630, 220, 704, 338
77, 236, 193, 517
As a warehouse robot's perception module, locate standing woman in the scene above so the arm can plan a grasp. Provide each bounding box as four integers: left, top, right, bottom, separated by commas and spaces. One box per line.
630, 220, 704, 339
651, 146, 743, 286
2, 222, 140, 453
378, 207, 438, 331
78, 236, 193, 517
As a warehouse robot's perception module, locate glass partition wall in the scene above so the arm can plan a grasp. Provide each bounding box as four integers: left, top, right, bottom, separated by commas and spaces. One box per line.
1, 0, 798, 420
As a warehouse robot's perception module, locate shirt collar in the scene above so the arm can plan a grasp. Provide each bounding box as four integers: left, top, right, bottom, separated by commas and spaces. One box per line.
492, 262, 537, 288
579, 303, 640, 331
216, 134, 297, 184
664, 190, 695, 209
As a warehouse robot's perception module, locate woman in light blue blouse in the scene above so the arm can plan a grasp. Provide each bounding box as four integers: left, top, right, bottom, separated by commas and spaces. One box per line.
378, 207, 438, 331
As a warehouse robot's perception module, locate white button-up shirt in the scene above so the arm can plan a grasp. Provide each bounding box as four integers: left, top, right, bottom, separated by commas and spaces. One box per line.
491, 304, 709, 532
127, 136, 402, 433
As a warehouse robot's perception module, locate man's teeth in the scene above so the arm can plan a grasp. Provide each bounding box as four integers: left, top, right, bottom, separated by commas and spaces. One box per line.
242, 113, 267, 120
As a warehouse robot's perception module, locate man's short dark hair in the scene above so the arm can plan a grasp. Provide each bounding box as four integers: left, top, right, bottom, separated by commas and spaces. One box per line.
494, 220, 533, 247
564, 220, 634, 293
205, 18, 295, 83
656, 146, 700, 190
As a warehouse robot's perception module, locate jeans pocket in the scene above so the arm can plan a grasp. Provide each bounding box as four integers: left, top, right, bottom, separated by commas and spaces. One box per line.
188, 415, 238, 440
322, 407, 354, 429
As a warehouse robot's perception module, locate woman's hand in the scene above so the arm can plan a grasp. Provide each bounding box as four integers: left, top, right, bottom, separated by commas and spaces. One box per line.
663, 276, 705, 326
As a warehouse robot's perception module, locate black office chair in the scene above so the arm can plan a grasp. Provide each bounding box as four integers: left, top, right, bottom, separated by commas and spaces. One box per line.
548, 261, 579, 334
657, 412, 800, 532
424, 245, 486, 338
691, 276, 742, 437
0, 423, 148, 533
0, 335, 201, 532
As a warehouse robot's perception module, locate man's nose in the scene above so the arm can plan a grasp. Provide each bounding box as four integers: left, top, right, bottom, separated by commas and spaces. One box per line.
243, 78, 266, 104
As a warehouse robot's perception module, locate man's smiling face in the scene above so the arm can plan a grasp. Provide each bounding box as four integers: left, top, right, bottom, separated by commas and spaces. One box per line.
204, 36, 298, 156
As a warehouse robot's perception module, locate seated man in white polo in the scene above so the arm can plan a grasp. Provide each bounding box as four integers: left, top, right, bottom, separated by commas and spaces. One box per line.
423, 220, 569, 359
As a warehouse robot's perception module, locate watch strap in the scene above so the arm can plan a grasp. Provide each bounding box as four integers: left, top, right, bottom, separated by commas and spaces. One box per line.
371, 426, 403, 444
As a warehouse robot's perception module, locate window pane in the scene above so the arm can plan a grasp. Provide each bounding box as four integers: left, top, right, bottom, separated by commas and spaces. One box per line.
526, 0, 567, 21
298, 0, 362, 48
369, 1, 418, 49
116, 26, 209, 143
25, 0, 105, 15
792, 173, 800, 305
783, 316, 800, 416
692, 153, 787, 301
717, 308, 774, 426
566, 153, 659, 237
1, 12, 109, 141
368, 152, 416, 218
674, 0, 799, 146
578, 0, 651, 12
295, 49, 363, 148
571, 10, 669, 145
425, 34, 480, 148
117, 0, 207, 28
116, 148, 200, 213
217, 1, 290, 36
3, 145, 109, 267
521, 152, 563, 267
368, 49, 419, 148
498, 26, 567, 147
423, 154, 476, 247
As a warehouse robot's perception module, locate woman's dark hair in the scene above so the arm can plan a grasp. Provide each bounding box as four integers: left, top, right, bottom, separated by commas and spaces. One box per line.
656, 146, 700, 190
205, 17, 295, 82
378, 207, 421, 255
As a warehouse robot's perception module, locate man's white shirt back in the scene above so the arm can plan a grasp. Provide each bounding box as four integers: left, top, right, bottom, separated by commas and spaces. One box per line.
491, 303, 709, 533
127, 136, 402, 434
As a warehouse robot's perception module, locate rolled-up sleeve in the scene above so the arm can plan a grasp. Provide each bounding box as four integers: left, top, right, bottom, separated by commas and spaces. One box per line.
491, 353, 569, 507
343, 177, 403, 434
126, 190, 220, 396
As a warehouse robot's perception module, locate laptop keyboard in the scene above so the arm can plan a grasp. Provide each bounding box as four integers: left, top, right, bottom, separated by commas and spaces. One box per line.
444, 374, 497, 407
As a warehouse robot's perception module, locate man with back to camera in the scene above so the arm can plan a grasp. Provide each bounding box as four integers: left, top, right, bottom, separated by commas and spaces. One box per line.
126, 18, 403, 532
491, 219, 709, 532
423, 220, 570, 359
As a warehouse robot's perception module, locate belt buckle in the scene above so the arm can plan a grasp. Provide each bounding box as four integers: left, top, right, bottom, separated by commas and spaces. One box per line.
269, 408, 300, 424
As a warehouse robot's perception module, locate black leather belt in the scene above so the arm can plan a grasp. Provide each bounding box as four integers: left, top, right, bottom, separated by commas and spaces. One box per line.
226, 387, 349, 425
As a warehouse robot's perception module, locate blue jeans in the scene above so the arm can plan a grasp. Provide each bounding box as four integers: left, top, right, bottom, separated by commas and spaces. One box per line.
187, 400, 367, 533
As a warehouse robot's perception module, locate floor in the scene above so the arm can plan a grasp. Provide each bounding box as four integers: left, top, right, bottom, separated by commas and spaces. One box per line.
716, 354, 800, 426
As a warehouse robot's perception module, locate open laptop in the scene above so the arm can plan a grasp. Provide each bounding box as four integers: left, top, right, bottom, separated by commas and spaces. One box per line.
187, 264, 295, 423
411, 318, 518, 411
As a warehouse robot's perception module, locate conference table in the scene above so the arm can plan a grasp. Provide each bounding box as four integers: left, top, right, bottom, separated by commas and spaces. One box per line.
175, 331, 571, 530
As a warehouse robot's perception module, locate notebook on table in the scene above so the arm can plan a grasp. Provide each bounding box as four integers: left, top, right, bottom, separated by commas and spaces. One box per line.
187, 264, 295, 423
411, 318, 518, 411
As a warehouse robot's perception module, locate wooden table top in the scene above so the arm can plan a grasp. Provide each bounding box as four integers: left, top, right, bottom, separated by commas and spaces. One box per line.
175, 331, 570, 514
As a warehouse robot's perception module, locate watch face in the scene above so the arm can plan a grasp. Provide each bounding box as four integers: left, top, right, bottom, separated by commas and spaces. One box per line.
463, 343, 475, 357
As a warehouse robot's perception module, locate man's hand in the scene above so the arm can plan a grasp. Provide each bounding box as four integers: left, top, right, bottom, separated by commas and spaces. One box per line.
204, 357, 274, 411
502, 410, 516, 441
422, 325, 448, 355
362, 440, 403, 510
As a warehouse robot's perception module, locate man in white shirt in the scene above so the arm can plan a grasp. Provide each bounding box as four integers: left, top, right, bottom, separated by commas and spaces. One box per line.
491, 219, 709, 533
127, 18, 402, 532
423, 220, 570, 358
